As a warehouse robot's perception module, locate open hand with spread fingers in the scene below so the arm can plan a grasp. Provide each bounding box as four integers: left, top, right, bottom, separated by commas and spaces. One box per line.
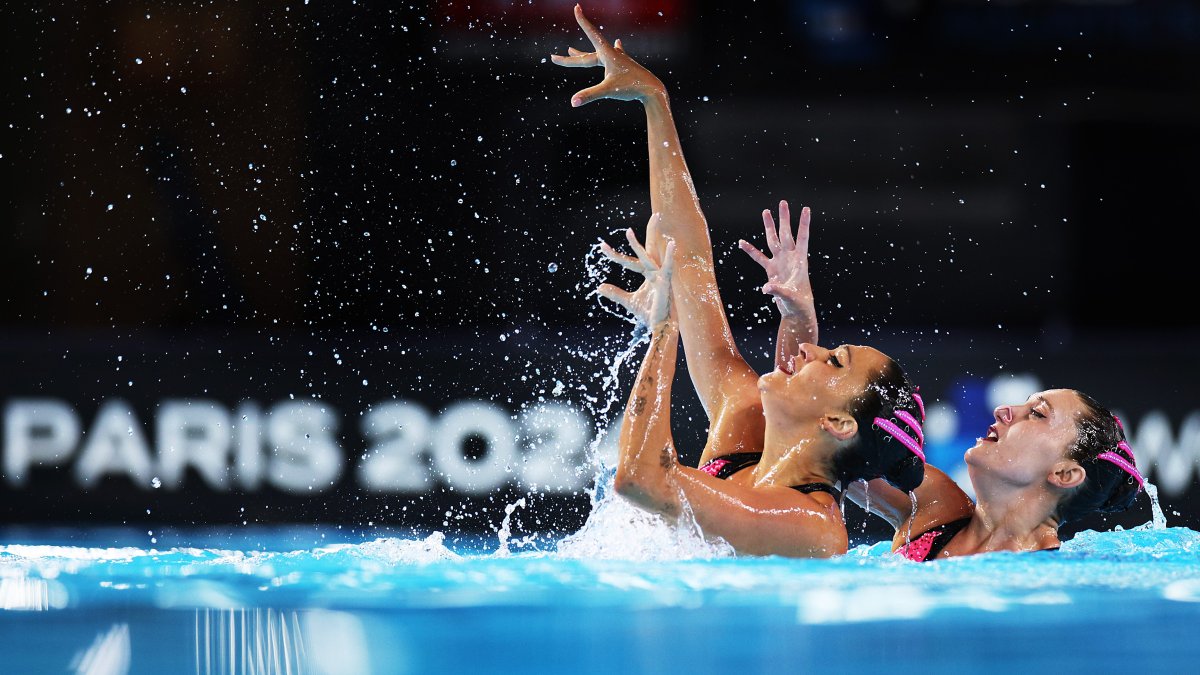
550, 4, 665, 107
596, 216, 675, 327
738, 200, 816, 319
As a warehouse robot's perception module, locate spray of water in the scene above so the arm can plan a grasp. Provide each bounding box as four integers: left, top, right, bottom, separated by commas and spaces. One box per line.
905, 491, 919, 548
494, 497, 527, 557
1143, 480, 1169, 529
550, 242, 734, 560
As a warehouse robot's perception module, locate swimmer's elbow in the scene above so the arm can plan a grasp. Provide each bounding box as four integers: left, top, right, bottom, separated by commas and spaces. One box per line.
613, 467, 678, 517
613, 466, 652, 501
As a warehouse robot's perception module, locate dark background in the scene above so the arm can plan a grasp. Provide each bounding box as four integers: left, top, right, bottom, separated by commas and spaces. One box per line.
1, 0, 1198, 542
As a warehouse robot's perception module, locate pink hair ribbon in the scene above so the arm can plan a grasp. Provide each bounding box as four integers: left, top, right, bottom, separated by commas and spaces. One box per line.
894, 410, 925, 446
1097, 450, 1144, 491
873, 416, 926, 463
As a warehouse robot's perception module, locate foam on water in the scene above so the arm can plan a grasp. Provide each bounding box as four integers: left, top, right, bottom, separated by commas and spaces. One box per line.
556, 493, 734, 561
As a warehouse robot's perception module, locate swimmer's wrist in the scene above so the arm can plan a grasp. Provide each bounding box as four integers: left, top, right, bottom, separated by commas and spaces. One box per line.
641, 87, 669, 110
649, 317, 677, 333
778, 305, 816, 320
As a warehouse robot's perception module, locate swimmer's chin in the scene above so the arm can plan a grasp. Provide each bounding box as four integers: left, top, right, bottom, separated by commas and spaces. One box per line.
758, 369, 787, 391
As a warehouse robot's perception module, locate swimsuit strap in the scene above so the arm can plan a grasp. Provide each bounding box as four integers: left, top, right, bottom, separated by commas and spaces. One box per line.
700, 454, 842, 501
897, 517, 973, 562
698, 451, 764, 480
922, 517, 972, 560
789, 482, 842, 501
899, 519, 1063, 561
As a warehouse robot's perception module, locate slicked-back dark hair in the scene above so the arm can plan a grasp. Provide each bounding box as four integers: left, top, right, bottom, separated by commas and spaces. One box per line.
832, 357, 926, 493
1055, 390, 1142, 524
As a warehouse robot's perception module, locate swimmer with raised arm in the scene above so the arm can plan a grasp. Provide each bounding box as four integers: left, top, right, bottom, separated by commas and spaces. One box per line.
554, 6, 926, 556
733, 146, 1144, 561
599, 226, 852, 556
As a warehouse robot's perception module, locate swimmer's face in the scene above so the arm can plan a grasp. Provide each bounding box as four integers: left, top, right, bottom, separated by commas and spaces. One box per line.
758, 343, 889, 424
965, 389, 1085, 487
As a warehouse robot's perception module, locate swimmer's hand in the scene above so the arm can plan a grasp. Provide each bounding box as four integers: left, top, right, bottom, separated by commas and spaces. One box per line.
738, 201, 816, 318
550, 4, 665, 107
597, 218, 675, 327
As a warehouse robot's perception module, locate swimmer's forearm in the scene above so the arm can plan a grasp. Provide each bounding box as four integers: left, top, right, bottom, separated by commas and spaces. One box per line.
775, 313, 818, 371
614, 319, 682, 516
642, 91, 709, 259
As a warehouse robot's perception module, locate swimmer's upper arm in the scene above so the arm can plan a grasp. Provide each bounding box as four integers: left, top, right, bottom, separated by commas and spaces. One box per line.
696, 379, 766, 465
622, 461, 847, 557
845, 466, 974, 541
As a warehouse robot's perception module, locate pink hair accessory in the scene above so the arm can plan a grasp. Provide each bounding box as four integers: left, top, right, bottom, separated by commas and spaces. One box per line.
1097, 451, 1144, 492
913, 387, 926, 421
894, 410, 925, 446
873, 416, 925, 463
1115, 440, 1135, 461
1113, 415, 1125, 431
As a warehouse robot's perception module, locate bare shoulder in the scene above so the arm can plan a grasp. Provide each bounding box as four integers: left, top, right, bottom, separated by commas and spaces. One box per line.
673, 465, 848, 557
891, 466, 974, 549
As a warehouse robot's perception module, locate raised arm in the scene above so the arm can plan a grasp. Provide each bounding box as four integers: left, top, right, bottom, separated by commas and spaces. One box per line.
843, 466, 975, 549
598, 229, 847, 558
553, 6, 760, 440
739, 200, 819, 373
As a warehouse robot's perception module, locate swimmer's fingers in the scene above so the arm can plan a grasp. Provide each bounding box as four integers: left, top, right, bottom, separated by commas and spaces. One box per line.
550, 48, 600, 68
660, 240, 676, 278
574, 4, 615, 59
571, 79, 618, 107
738, 239, 771, 270
599, 239, 642, 272
624, 228, 656, 270
795, 205, 812, 256
761, 209, 782, 253
596, 283, 636, 313
777, 200, 795, 250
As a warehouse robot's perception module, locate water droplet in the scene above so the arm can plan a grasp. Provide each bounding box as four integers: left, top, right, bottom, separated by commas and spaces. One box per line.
548, 262, 558, 273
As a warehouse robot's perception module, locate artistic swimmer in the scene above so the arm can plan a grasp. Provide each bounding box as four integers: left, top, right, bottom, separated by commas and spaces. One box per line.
744, 226, 1145, 558
554, 5, 1141, 560
554, 6, 927, 557
840, 394, 1144, 560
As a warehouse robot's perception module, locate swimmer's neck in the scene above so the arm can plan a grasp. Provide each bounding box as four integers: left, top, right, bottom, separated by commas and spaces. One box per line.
755, 420, 837, 488
965, 481, 1062, 552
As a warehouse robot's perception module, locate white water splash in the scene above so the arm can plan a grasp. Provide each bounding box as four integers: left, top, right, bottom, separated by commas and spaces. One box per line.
315, 532, 461, 564
494, 497, 527, 557
1144, 480, 1169, 529
556, 493, 734, 561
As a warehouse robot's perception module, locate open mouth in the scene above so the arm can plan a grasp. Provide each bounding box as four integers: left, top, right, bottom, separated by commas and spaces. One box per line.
981, 425, 999, 443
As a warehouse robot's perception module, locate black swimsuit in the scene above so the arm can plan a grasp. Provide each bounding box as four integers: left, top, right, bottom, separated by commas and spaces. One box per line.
697, 451, 841, 500
897, 517, 1062, 562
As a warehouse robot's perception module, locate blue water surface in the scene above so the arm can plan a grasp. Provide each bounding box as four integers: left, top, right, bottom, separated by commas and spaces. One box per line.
3, 507, 1200, 674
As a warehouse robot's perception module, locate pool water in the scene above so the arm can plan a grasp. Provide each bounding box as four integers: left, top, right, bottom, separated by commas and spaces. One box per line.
3, 500, 1200, 674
